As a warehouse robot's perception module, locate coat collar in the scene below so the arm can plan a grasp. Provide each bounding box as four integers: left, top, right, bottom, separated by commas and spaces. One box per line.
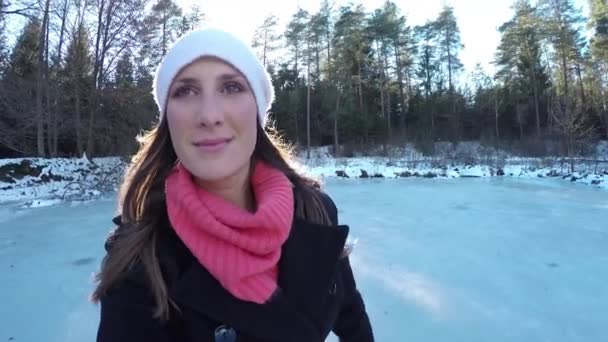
168, 216, 349, 341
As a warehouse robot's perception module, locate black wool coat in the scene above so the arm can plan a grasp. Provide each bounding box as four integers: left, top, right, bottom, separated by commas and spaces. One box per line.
97, 193, 374, 342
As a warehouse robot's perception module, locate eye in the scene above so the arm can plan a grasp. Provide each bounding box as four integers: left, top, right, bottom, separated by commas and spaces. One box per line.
171, 85, 196, 98
223, 81, 244, 94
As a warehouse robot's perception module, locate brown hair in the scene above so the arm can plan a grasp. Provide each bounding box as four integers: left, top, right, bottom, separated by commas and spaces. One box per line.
91, 118, 331, 320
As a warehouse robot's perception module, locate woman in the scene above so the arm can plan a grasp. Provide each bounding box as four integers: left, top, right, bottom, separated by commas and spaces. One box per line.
92, 27, 374, 342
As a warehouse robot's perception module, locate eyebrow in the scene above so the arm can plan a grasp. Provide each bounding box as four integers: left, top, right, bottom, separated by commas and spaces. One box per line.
173, 73, 245, 85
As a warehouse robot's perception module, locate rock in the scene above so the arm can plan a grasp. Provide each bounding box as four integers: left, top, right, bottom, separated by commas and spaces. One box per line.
453, 168, 459, 172
335, 170, 349, 178
0, 160, 43, 183
537, 174, 544, 178
562, 174, 572, 179
423, 172, 437, 178
591, 179, 601, 185
395, 171, 412, 178
570, 176, 578, 182
413, 172, 420, 177
496, 168, 505, 176
371, 173, 384, 178
547, 170, 559, 177
359, 169, 369, 178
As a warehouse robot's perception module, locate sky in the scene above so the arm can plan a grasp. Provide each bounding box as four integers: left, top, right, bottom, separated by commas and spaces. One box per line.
2, 0, 590, 78
178, 0, 591, 77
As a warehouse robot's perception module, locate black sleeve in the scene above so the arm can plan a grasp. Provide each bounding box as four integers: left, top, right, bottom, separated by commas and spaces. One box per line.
332, 257, 375, 342
319, 192, 375, 342
97, 217, 171, 342
97, 277, 171, 342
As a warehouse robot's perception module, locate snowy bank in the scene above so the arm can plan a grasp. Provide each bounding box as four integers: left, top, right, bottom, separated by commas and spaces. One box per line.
296, 142, 608, 190
1, 142, 606, 207
298, 157, 607, 190
0, 156, 126, 206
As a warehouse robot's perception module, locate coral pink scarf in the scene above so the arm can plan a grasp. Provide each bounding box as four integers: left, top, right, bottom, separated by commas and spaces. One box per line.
164, 161, 294, 304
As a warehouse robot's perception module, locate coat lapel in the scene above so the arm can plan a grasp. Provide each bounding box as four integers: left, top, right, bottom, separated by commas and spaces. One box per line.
168, 217, 349, 341
278, 218, 349, 320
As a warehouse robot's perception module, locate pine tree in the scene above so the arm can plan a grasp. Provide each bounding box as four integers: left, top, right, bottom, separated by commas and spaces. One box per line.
433, 5, 463, 93
252, 14, 281, 69
1, 18, 41, 155
538, 0, 586, 104
62, 23, 93, 156
140, 0, 184, 68
495, 0, 549, 138
332, 4, 370, 143
588, 0, 608, 135
414, 22, 438, 135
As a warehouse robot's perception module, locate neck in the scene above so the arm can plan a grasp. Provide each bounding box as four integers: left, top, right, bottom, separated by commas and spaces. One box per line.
194, 162, 255, 212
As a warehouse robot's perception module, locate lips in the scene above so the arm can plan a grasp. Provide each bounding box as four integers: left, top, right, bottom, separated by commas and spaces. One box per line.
193, 137, 233, 153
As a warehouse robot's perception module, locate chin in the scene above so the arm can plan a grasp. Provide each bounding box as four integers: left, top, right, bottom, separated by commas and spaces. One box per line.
187, 161, 248, 185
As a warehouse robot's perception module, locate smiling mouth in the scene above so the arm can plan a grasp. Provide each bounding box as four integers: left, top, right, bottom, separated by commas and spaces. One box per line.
193, 138, 233, 153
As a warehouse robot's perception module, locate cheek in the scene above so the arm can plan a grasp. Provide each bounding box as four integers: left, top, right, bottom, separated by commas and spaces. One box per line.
230, 97, 258, 143
166, 102, 193, 135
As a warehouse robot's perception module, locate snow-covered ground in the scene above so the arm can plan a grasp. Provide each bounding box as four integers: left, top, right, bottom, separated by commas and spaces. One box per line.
0, 141, 606, 206
0, 156, 126, 206
1, 178, 606, 341
297, 141, 608, 190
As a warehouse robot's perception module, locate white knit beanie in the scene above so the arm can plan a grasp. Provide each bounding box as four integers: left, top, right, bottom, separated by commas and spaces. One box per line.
153, 27, 274, 126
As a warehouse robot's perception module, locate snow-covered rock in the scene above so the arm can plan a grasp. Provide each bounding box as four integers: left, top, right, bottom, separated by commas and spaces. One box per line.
0, 157, 126, 204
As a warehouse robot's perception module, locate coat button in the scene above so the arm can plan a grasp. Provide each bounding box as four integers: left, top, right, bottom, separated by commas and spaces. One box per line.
214, 325, 237, 342
329, 282, 337, 295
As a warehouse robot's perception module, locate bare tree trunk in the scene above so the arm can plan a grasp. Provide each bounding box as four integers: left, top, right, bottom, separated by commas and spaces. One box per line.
523, 37, 542, 138
162, 15, 167, 55
263, 30, 267, 67
561, 50, 569, 102
325, 26, 331, 79
293, 91, 299, 145
88, 0, 105, 157
36, 0, 50, 156
394, 38, 406, 140
495, 89, 500, 140
356, 57, 365, 143
315, 41, 320, 81
88, 0, 115, 156
44, 11, 53, 156
357, 64, 363, 113
446, 29, 453, 93
334, 89, 340, 156
382, 44, 392, 142
574, 61, 586, 109
51, 0, 70, 156
75, 87, 82, 156
377, 43, 385, 126
306, 39, 311, 159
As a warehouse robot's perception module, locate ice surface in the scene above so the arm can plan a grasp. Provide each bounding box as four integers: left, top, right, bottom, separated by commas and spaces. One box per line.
1, 178, 607, 342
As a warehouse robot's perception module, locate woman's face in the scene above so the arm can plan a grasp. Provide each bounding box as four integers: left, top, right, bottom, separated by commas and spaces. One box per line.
165, 57, 258, 185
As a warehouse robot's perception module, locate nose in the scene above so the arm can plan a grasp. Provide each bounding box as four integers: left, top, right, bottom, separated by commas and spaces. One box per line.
195, 92, 225, 127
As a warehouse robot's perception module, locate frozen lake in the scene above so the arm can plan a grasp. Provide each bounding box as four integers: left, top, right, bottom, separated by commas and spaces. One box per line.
1, 178, 606, 342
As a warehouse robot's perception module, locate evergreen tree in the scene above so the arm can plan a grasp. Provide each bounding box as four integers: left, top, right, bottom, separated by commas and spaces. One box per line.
140, 0, 183, 68
1, 18, 41, 155
433, 5, 464, 93
62, 23, 93, 156
495, 0, 550, 138
252, 14, 281, 69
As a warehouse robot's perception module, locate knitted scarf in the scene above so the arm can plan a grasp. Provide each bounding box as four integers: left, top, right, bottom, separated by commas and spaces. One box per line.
164, 161, 294, 304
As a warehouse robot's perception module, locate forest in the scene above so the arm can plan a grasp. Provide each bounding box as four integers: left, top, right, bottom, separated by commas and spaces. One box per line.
0, 0, 606, 158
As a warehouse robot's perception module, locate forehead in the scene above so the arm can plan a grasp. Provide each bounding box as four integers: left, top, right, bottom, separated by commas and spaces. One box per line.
174, 56, 244, 80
